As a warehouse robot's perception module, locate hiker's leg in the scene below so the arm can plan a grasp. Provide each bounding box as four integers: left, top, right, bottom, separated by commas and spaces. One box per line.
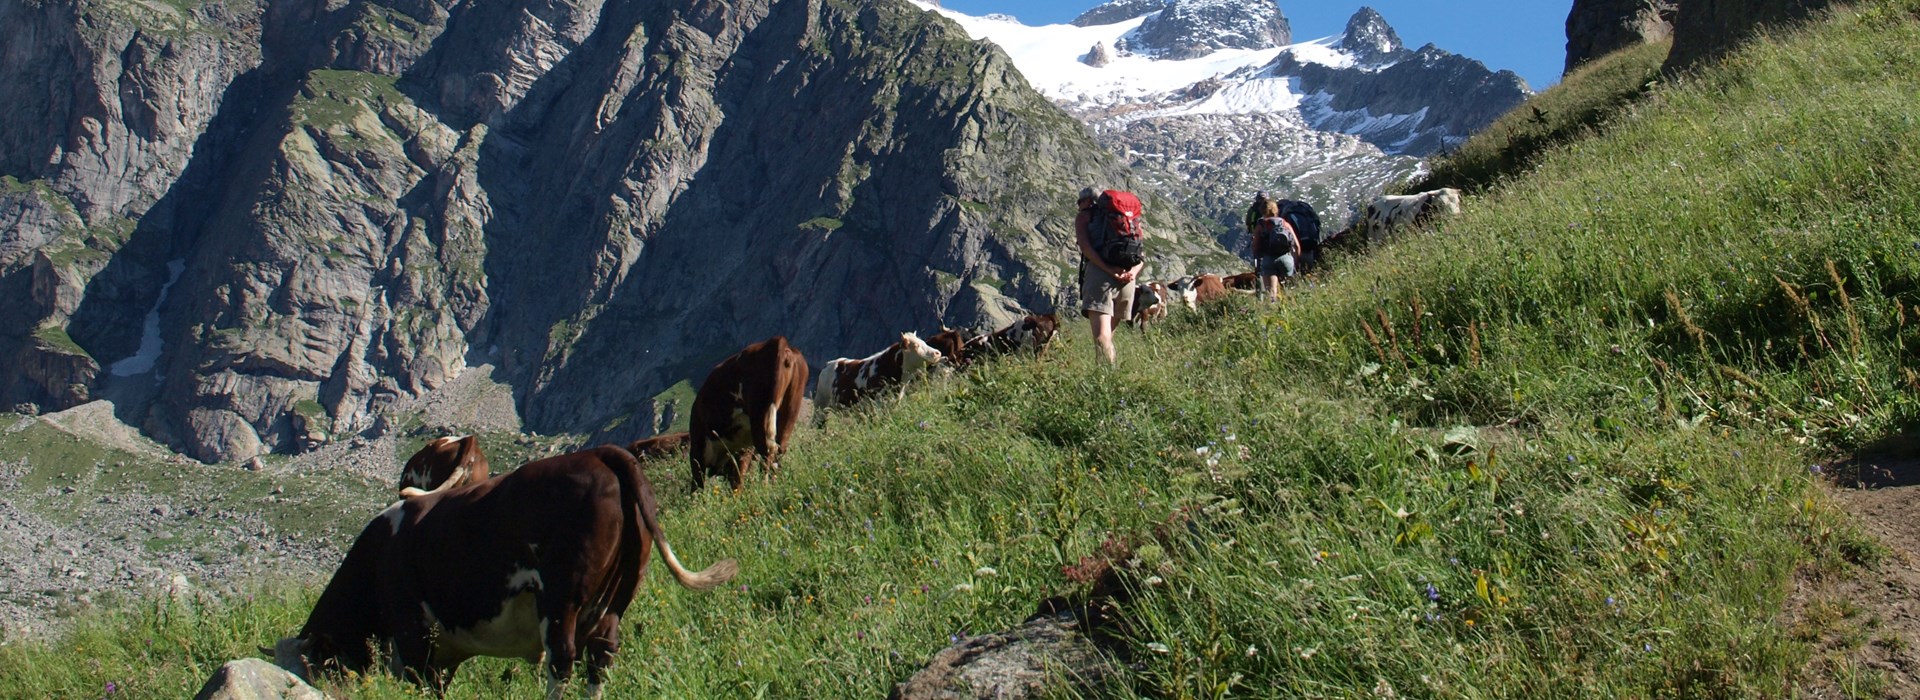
1087, 310, 1115, 364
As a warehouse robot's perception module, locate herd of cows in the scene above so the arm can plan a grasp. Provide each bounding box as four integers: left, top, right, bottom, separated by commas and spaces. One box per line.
264, 186, 1468, 697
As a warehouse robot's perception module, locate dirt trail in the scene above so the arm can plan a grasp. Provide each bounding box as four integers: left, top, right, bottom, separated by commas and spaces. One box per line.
1806, 455, 1920, 698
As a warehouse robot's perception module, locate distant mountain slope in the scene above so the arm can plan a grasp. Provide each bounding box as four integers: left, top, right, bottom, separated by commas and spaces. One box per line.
0, 0, 1229, 461
913, 1, 1528, 236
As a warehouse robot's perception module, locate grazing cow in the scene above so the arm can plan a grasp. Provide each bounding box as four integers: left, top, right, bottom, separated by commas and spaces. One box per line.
689, 336, 809, 493
815, 332, 945, 409
627, 431, 689, 459
983, 313, 1060, 357
274, 446, 737, 698
1168, 274, 1229, 311
1354, 188, 1463, 243
1130, 282, 1169, 330
925, 327, 990, 370
398, 435, 489, 498
1221, 272, 1259, 291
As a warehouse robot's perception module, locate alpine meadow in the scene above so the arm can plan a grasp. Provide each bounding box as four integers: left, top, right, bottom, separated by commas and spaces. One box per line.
6, 0, 1920, 697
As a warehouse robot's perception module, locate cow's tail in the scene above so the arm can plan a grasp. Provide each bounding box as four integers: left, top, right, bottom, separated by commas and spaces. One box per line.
608, 447, 739, 591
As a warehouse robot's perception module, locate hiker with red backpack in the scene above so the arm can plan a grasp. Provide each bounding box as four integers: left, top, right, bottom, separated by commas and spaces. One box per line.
1248, 192, 1300, 302
1075, 187, 1146, 364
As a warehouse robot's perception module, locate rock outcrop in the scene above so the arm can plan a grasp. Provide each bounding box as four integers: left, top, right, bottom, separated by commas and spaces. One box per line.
1, 0, 1225, 461
1664, 0, 1834, 70
1565, 0, 1678, 74
890, 613, 1118, 700
1131, 0, 1291, 60
1072, 0, 1170, 27
193, 658, 326, 700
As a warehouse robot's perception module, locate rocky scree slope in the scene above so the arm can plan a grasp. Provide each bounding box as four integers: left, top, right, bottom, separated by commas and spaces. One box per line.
0, 0, 1225, 462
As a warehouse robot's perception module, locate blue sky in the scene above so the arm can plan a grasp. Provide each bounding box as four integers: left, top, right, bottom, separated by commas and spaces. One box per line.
934, 0, 1575, 89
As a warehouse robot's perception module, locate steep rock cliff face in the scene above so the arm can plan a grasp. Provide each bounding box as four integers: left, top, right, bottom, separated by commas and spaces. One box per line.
1564, 0, 1677, 74
0, 0, 265, 415
2, 0, 1219, 460
1664, 0, 1833, 70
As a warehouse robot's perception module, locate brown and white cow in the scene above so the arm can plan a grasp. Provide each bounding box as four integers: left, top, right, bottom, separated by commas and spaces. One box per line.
815, 332, 945, 409
1354, 187, 1463, 243
275, 446, 736, 698
627, 431, 690, 459
688, 336, 809, 493
925, 327, 989, 371
1221, 272, 1259, 291
982, 313, 1060, 357
398, 435, 490, 498
1130, 282, 1169, 330
1168, 274, 1229, 311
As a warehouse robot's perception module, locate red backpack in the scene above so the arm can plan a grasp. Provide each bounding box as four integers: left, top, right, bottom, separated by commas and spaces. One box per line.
1089, 190, 1145, 268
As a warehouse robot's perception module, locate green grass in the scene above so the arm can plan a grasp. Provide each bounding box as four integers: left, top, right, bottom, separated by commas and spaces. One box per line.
7, 0, 1920, 697
1416, 39, 1672, 195
32, 324, 92, 359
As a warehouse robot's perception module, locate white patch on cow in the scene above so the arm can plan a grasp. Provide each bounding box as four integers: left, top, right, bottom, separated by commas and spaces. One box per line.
380, 500, 407, 535
813, 359, 844, 408
586, 681, 605, 700
433, 591, 545, 663
507, 568, 544, 593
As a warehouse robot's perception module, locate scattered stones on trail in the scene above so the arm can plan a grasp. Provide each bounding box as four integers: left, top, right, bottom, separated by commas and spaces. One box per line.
890, 613, 1119, 700
192, 658, 327, 700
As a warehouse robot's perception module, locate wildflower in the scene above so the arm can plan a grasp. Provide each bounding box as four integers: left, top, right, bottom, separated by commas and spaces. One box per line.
950, 634, 961, 644
1296, 646, 1318, 660
1565, 454, 1576, 463
1145, 575, 1165, 587
1195, 446, 1211, 457
1146, 642, 1171, 654
975, 566, 997, 577
856, 631, 865, 641
952, 583, 974, 593
1809, 464, 1823, 475
1245, 645, 1258, 658
105, 681, 118, 695
1425, 583, 1440, 602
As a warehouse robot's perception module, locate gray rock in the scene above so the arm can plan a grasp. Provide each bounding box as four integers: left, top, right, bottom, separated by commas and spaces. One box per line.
891, 615, 1118, 700
1565, 0, 1677, 74
1072, 0, 1168, 27
1664, 0, 1833, 71
1081, 42, 1113, 68
1132, 0, 1291, 60
192, 658, 327, 700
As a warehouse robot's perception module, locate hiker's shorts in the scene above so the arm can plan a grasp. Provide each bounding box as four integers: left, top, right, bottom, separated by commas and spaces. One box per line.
1080, 268, 1135, 319
1256, 254, 1296, 278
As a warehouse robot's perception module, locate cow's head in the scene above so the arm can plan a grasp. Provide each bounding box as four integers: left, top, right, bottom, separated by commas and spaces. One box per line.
898, 332, 944, 374
1025, 314, 1060, 353
1419, 188, 1464, 221
1168, 277, 1201, 311
399, 435, 489, 497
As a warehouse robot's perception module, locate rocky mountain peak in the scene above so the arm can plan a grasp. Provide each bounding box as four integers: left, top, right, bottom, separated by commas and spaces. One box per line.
1072, 0, 1169, 27
1131, 0, 1291, 60
1339, 7, 1408, 65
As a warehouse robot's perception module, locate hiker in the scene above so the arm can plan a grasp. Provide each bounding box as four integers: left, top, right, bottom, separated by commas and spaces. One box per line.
1244, 191, 1276, 243
1075, 187, 1145, 364
1250, 199, 1299, 302
1278, 198, 1324, 274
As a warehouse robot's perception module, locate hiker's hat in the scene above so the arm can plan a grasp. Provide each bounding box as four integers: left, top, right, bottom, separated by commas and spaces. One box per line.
1078, 187, 1098, 201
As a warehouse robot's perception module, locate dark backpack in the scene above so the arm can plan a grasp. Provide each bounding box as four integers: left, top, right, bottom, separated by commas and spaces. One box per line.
1257, 216, 1295, 257
1087, 190, 1146, 269
1277, 199, 1322, 246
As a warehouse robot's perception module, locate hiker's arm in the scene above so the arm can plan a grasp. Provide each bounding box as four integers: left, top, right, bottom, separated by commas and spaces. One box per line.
1075, 219, 1114, 277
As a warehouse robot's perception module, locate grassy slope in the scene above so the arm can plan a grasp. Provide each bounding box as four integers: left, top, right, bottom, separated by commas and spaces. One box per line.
6, 0, 1920, 697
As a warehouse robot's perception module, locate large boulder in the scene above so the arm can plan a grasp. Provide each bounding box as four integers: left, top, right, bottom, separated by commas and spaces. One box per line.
1564, 0, 1678, 74
1664, 0, 1834, 71
192, 658, 326, 700
890, 613, 1118, 700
